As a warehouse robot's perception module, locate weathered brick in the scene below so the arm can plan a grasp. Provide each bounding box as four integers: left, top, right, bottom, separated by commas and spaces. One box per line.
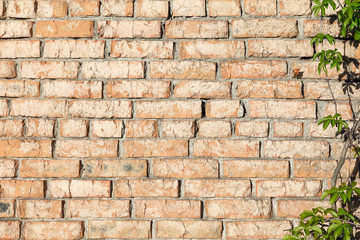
36, 20, 94, 38
273, 122, 304, 137
173, 0, 205, 16
26, 119, 54, 137
232, 19, 298, 38
101, 0, 133, 16
37, 0, 68, 17
20, 160, 80, 178
263, 140, 330, 158
6, 0, 35, 18
11, 99, 67, 117
0, 221, 20, 239
21, 61, 79, 79
24, 222, 83, 240
206, 199, 271, 219
0, 40, 40, 58
69, 0, 100, 16
98, 21, 161, 38
0, 99, 7, 116
280, 0, 311, 15
0, 61, 16, 78
303, 20, 340, 37
88, 220, 151, 239
56, 140, 118, 158
226, 221, 292, 239
206, 100, 242, 118
151, 61, 216, 79
135, 200, 201, 218
244, 0, 276, 16
17, 200, 62, 218
250, 100, 316, 119
277, 200, 330, 218
82, 61, 144, 79
0, 199, 14, 217
345, 41, 360, 59
0, 80, 39, 97
136, 0, 168, 17
69, 100, 132, 118
294, 160, 352, 178
157, 220, 222, 239
111, 40, 173, 59
123, 139, 188, 157
166, 20, 228, 39
208, 0, 241, 16
0, 159, 17, 177
198, 120, 231, 138
114, 179, 179, 197
0, 180, 44, 197
292, 60, 343, 79
50, 180, 111, 198
161, 120, 195, 138
136, 101, 201, 119
248, 39, 312, 57
0, 21, 32, 38
194, 140, 259, 158
0, 120, 23, 137
43, 80, 102, 99
126, 120, 158, 138
320, 102, 353, 120
92, 120, 123, 138
153, 159, 219, 178
184, 179, 250, 197
84, 159, 147, 177
66, 200, 129, 218
0, 0, 3, 17
304, 81, 360, 100
174, 81, 231, 99
107, 80, 170, 98
0, 140, 52, 158
223, 160, 289, 178
44, 40, 105, 58
256, 180, 322, 197
235, 121, 269, 137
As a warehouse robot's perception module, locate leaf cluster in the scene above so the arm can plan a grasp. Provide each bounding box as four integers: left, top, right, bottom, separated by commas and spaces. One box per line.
318, 114, 349, 133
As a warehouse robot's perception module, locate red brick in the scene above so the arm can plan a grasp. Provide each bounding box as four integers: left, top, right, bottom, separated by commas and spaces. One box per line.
11, 99, 67, 117
0, 21, 32, 38
244, 0, 276, 16
0, 221, 20, 239
0, 159, 17, 177
206, 100, 242, 118
303, 20, 340, 37
21, 61, 79, 79
0, 200, 14, 217
264, 140, 330, 158
223, 160, 289, 178
0, 140, 52, 158
37, 0, 68, 17
101, 0, 133, 16
36, 20, 94, 38
43, 80, 102, 99
135, 200, 201, 218
69, 0, 100, 16
151, 61, 216, 79
82, 61, 144, 79
98, 21, 161, 38
0, 120, 23, 137
256, 180, 322, 197
69, 100, 132, 118
184, 179, 250, 197
50, 180, 110, 198
17, 200, 62, 218
126, 120, 158, 138
24, 222, 83, 240
111, 40, 173, 59
248, 39, 312, 57
226, 221, 292, 239
235, 121, 269, 137
136, 0, 168, 17
91, 120, 123, 138
84, 159, 147, 177
66, 200, 129, 218
173, 0, 205, 16
161, 120, 195, 138
280, 0, 311, 15
114, 179, 179, 197
273, 122, 304, 137
6, 0, 35, 18
0, 180, 44, 197
0, 40, 40, 58
44, 40, 105, 58
208, 0, 241, 16
56, 140, 118, 158
0, 80, 39, 97
277, 200, 330, 218
194, 140, 259, 158
198, 120, 231, 138
107, 80, 170, 98
20, 160, 80, 178
174, 81, 231, 99
26, 119, 54, 137
0, 61, 16, 78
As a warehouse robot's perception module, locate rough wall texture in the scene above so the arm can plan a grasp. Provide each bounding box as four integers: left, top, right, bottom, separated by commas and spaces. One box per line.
0, 0, 358, 239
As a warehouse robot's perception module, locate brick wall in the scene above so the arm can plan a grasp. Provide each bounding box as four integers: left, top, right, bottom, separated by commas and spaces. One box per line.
0, 0, 357, 239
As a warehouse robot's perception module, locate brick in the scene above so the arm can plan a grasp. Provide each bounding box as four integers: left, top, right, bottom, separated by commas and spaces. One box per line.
235, 121, 269, 137
101, 0, 133, 16
256, 180, 322, 197
153, 159, 219, 178
136, 101, 201, 119
165, 20, 228, 39
84, 159, 147, 177
0, 140, 52, 158
179, 40, 244, 59
157, 220, 222, 239
194, 140, 259, 158
184, 179, 250, 197
44, 40, 105, 58
43, 80, 102, 99
66, 200, 129, 218
6, 0, 35, 18
0, 0, 3, 16
124, 139, 188, 157
226, 221, 292, 239
57, 118, 84, 137
136, 0, 168, 17
0, 200, 14, 217
17, 200, 62, 218
273, 122, 304, 137
198, 120, 231, 138
222, 60, 287, 79
277, 200, 330, 218
0, 180, 44, 197
238, 80, 302, 99
320, 102, 353, 120
126, 120, 158, 138
208, 0, 241, 16
292, 60, 343, 79
0, 221, 20, 239
0, 40, 40, 58
0, 159, 17, 177
161, 120, 195, 138
24, 222, 83, 240
20, 160, 80, 178
92, 120, 123, 138
294, 160, 352, 178
173, 0, 205, 16
223, 160, 289, 178
21, 61, 79, 79
250, 100, 316, 119
174, 81, 231, 99
135, 200, 201, 218
0, 80, 39, 97
304, 81, 360, 100
114, 179, 179, 197
111, 40, 173, 59
248, 39, 312, 57
280, 0, 311, 15
56, 140, 118, 158
0, 120, 23, 137
37, 0, 68, 17
26, 119, 54, 137
36, 20, 94, 38
206, 199, 271, 219
303, 20, 340, 37
244, 0, 276, 16
151, 61, 216, 79
69, 0, 99, 16
11, 99, 67, 117
50, 180, 111, 198
98, 21, 161, 38
82, 61, 144, 79
264, 140, 330, 158
0, 99, 7, 116
107, 80, 170, 98
345, 41, 360, 59
0, 61, 16, 78
310, 121, 339, 138
88, 220, 151, 239
206, 100, 242, 118
232, 19, 298, 38
69, 100, 132, 118
0, 21, 32, 38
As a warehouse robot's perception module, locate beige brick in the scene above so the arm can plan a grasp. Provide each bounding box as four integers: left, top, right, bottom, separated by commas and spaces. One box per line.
37, 0, 68, 17
36, 20, 94, 38
184, 179, 250, 197
6, 0, 35, 18
44, 40, 105, 58
11, 99, 67, 117
277, 200, 330, 218
273, 122, 304, 137
304, 81, 360, 100
223, 160, 289, 178
21, 61, 79, 79
198, 120, 231, 138
136, 0, 168, 17
244, 0, 276, 15
101, 0, 133, 16
194, 140, 259, 158
0, 99, 7, 116
26, 119, 54, 137
82, 61, 144, 79
0, 61, 16, 78
126, 120, 158, 138
0, 199, 15, 217
135, 200, 201, 218
0, 221, 20, 239
111, 40, 173, 59
206, 100, 242, 118
174, 81, 231, 99
123, 139, 188, 157
0, 159, 17, 177
69, 100, 132, 118
248, 39, 313, 57
0, 180, 44, 197
0, 0, 3, 16
303, 20, 340, 37
235, 121, 269, 137
227, 221, 292, 239
114, 179, 179, 197
309, 121, 339, 138
98, 21, 161, 38
208, 0, 241, 16
151, 61, 216, 79
0, 21, 32, 38
50, 180, 111, 198
0, 140, 52, 158
92, 120, 123, 138
17, 200, 62, 218
320, 102, 353, 120
24, 222, 83, 240
84, 159, 147, 177
0, 120, 23, 137
56, 140, 118, 158
0, 40, 40, 58
345, 41, 360, 59
292, 60, 346, 79
20, 159, 80, 178
173, 0, 205, 16
256, 180, 322, 197
69, 0, 100, 16
161, 120, 195, 138
66, 200, 129, 218
294, 159, 353, 178
107, 80, 170, 98
43, 80, 102, 99
136, 101, 201, 119
280, 0, 311, 15
0, 80, 39, 97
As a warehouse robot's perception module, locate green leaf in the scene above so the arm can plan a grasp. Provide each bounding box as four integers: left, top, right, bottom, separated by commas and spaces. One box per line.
309, 226, 322, 234
300, 210, 315, 221
343, 227, 351, 240
355, 31, 360, 40
334, 226, 343, 239
283, 235, 299, 240
328, 223, 340, 233
330, 192, 339, 205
